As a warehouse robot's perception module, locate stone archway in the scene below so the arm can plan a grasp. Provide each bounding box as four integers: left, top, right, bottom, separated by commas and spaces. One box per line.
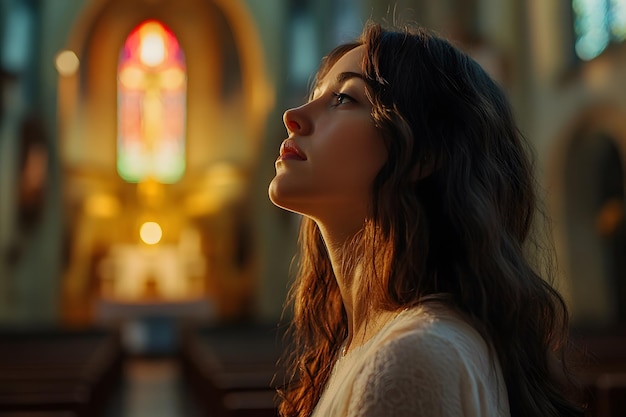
551, 105, 626, 328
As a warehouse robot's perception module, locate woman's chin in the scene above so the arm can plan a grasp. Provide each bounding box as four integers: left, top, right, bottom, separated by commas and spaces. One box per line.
268, 184, 306, 217
268, 178, 293, 210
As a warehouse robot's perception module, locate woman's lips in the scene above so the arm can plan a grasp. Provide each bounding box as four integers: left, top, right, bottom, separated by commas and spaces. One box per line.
278, 139, 307, 161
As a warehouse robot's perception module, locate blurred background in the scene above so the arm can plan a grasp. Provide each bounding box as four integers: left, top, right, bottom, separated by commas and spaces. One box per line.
1, 0, 625, 416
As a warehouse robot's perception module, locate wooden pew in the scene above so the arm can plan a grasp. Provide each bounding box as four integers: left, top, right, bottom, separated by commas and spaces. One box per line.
587, 373, 626, 417
0, 328, 124, 417
0, 413, 77, 417
570, 328, 626, 417
180, 322, 286, 417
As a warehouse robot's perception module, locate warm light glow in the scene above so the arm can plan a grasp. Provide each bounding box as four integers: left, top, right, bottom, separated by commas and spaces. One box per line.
137, 179, 164, 206
119, 67, 145, 89
183, 164, 247, 215
206, 162, 245, 188
161, 68, 185, 89
596, 197, 624, 236
184, 193, 221, 216
139, 23, 166, 67
55, 50, 80, 76
84, 193, 121, 218
140, 221, 162, 244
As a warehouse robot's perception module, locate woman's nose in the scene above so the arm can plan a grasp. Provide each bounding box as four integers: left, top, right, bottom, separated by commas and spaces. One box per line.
283, 106, 311, 135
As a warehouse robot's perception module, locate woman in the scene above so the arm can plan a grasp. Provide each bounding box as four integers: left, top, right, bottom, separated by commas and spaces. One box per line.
269, 23, 583, 417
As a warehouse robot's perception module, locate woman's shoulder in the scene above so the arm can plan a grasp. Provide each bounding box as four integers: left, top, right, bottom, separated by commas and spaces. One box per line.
348, 305, 509, 417
375, 302, 495, 375
347, 302, 510, 416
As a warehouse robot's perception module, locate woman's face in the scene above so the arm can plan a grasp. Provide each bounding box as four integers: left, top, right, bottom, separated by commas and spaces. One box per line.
268, 45, 388, 228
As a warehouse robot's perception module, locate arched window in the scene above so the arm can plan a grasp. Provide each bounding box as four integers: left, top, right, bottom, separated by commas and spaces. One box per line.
572, 0, 626, 60
117, 20, 186, 183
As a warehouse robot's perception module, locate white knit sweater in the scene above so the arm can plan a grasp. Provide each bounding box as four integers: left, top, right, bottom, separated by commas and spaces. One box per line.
311, 303, 511, 417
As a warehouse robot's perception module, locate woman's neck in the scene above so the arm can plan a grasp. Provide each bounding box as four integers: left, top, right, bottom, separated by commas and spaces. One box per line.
316, 221, 399, 356
316, 222, 360, 328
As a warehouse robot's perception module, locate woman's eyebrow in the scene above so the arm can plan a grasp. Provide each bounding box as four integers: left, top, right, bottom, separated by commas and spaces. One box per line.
311, 72, 365, 100
336, 71, 365, 84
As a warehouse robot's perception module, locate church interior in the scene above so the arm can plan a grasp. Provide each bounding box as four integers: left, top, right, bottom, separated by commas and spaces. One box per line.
1, 0, 626, 415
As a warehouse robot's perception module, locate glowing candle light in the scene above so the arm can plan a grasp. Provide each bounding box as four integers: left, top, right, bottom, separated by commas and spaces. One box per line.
140, 221, 162, 244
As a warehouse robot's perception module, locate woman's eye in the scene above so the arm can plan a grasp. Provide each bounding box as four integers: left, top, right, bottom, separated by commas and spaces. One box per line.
332, 93, 354, 106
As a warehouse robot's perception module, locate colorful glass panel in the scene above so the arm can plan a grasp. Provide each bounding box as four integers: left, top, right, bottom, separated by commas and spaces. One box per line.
117, 20, 186, 183
573, 0, 626, 60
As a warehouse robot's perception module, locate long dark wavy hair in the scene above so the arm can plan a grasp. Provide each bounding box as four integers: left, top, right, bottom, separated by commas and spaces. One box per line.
277, 23, 584, 417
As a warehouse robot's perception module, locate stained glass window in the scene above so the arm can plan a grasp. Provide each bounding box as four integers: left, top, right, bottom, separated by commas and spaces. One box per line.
117, 20, 186, 183
573, 0, 626, 60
